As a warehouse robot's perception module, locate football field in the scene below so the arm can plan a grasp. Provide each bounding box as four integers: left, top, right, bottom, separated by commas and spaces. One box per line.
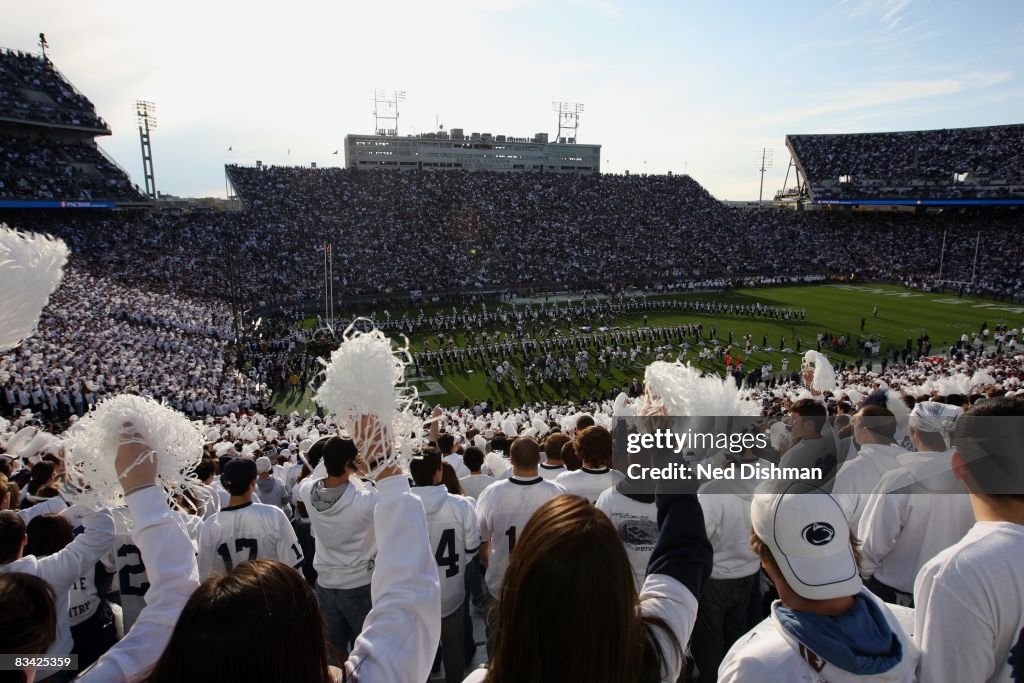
273, 283, 1023, 413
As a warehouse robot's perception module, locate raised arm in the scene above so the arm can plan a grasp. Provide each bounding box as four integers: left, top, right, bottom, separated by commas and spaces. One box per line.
344, 475, 441, 683
345, 415, 441, 683
641, 493, 713, 682
77, 437, 200, 682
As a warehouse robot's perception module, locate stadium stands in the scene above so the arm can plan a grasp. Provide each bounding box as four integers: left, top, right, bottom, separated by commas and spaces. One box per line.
0, 48, 108, 131
1, 169, 1021, 309
0, 49, 143, 203
787, 124, 1024, 202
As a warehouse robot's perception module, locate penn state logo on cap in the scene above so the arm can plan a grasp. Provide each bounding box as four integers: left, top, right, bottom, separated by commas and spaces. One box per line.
802, 522, 835, 546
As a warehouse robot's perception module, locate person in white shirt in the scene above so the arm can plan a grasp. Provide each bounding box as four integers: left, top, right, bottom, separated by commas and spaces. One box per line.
690, 457, 761, 682
719, 483, 917, 683
456, 445, 492, 611
596, 477, 657, 591
779, 398, 839, 488
458, 446, 496, 500
914, 397, 1024, 683
438, 433, 470, 479
554, 425, 622, 503
197, 458, 303, 580
0, 500, 114, 681
857, 401, 973, 606
832, 405, 907, 529
476, 436, 564, 653
190, 460, 221, 519
140, 415, 441, 683
1, 433, 200, 683
297, 436, 378, 662
411, 447, 480, 683
466, 487, 713, 682
539, 432, 569, 480
254, 455, 288, 512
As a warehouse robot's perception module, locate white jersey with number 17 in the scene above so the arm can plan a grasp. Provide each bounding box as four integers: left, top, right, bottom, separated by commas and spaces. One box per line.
475, 476, 564, 598
197, 501, 303, 580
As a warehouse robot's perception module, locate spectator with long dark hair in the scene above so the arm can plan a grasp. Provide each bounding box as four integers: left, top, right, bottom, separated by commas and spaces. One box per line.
467, 491, 712, 682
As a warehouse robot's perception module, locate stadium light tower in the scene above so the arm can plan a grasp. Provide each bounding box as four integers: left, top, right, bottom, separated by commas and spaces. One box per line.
553, 102, 584, 143
135, 100, 157, 200
757, 147, 774, 206
373, 90, 406, 136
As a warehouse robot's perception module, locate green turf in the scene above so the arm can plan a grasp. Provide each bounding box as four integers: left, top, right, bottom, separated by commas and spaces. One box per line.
275, 283, 1023, 413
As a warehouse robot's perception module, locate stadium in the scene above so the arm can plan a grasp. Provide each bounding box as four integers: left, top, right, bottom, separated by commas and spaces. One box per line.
1, 11, 1024, 683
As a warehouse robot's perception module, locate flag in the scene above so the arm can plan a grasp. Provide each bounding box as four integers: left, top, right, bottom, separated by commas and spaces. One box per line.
332, 150, 338, 155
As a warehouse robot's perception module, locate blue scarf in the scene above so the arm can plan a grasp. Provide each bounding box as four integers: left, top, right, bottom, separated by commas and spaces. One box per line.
776, 594, 902, 675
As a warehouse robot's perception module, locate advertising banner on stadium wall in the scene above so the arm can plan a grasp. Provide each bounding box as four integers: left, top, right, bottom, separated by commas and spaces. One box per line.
0, 200, 118, 209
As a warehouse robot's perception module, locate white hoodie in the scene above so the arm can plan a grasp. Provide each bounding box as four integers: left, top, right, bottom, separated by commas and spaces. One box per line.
299, 474, 378, 589
857, 448, 975, 594
719, 589, 918, 683
832, 443, 907, 529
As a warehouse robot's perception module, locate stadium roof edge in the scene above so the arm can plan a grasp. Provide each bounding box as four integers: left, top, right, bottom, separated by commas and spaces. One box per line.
785, 122, 1024, 138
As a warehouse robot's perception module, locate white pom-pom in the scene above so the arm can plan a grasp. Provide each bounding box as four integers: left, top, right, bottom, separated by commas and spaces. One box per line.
314, 320, 424, 478
531, 418, 549, 437
5, 425, 39, 457
769, 421, 791, 453
501, 418, 518, 437
802, 351, 836, 393
970, 370, 996, 388
484, 450, 510, 478
612, 392, 635, 417
0, 225, 70, 351
641, 362, 761, 417
63, 395, 205, 509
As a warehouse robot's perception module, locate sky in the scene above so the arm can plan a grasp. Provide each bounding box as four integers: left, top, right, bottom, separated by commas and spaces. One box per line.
2, 0, 1023, 200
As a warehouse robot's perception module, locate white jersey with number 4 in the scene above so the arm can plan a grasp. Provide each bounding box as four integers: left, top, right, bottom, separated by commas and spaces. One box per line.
413, 484, 480, 617
197, 501, 303, 580
476, 476, 564, 598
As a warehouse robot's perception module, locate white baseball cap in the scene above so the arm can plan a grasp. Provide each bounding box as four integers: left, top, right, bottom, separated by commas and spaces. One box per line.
255, 456, 272, 474
751, 483, 861, 600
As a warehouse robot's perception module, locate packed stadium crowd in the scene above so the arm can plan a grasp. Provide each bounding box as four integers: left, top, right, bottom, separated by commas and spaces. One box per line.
3, 333, 1024, 681
0, 267, 269, 424
0, 49, 107, 131
0, 134, 142, 202
2, 167, 1022, 309
2, 45, 1024, 683
788, 125, 1024, 200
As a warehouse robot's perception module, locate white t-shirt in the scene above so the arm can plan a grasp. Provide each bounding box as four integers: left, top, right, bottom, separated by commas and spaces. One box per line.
413, 485, 480, 617
459, 473, 496, 500
197, 501, 303, 579
538, 462, 566, 481
697, 478, 759, 581
555, 466, 623, 504
476, 475, 565, 598
442, 453, 470, 479
914, 521, 1024, 683
595, 486, 658, 591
